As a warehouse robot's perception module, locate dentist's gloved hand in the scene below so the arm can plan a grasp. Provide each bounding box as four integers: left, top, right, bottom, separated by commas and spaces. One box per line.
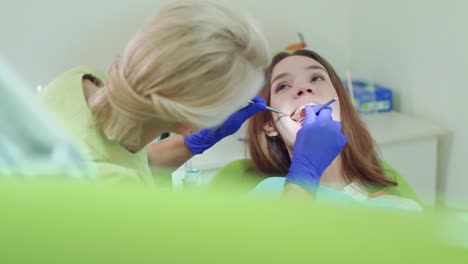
286, 105, 348, 193
183, 96, 266, 154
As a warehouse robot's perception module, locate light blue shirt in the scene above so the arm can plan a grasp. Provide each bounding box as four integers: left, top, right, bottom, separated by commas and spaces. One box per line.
250, 177, 422, 211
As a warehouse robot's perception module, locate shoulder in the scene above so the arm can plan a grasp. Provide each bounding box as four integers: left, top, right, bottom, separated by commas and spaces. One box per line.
249, 177, 286, 198
379, 160, 424, 206
208, 159, 268, 193
39, 66, 105, 132
373, 194, 424, 212
41, 66, 105, 94
91, 162, 143, 185
84, 141, 153, 185
59, 66, 106, 81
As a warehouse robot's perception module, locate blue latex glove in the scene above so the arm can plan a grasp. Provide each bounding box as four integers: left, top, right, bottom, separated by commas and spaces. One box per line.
285, 105, 348, 193
183, 96, 266, 154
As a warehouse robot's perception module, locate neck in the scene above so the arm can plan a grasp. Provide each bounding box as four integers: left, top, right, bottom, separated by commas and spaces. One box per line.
83, 78, 167, 154
287, 147, 348, 190
122, 121, 168, 153
319, 156, 349, 190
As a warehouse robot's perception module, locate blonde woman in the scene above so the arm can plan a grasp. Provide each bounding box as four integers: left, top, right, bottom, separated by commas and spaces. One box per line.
40, 0, 270, 184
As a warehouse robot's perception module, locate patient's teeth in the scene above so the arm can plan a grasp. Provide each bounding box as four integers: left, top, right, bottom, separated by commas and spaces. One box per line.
290, 103, 316, 122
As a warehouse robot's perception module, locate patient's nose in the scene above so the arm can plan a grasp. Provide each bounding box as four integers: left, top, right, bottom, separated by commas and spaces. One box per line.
296, 83, 313, 96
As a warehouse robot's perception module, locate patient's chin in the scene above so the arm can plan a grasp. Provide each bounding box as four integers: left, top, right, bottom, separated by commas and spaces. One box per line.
332, 113, 341, 122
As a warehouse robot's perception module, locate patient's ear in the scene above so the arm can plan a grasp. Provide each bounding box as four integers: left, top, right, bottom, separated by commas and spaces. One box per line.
264, 121, 278, 137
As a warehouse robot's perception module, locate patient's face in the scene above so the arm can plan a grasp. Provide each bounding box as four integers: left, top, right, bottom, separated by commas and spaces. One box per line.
265, 55, 341, 150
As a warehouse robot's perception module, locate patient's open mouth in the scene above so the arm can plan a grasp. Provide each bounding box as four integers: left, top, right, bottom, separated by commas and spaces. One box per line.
290, 104, 316, 123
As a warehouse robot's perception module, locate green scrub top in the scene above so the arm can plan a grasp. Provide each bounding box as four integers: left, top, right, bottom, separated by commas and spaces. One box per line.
39, 66, 154, 185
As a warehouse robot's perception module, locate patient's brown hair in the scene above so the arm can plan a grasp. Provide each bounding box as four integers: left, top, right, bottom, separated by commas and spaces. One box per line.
247, 50, 396, 188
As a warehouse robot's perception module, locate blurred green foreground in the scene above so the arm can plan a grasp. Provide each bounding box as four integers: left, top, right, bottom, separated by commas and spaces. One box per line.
1, 179, 467, 263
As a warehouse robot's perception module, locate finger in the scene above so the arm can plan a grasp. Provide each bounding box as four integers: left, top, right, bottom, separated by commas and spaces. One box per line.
247, 95, 267, 113
236, 104, 264, 122
312, 104, 332, 115
245, 104, 266, 118
302, 105, 317, 126
341, 134, 348, 145
316, 106, 333, 122
251, 95, 266, 104
332, 121, 342, 131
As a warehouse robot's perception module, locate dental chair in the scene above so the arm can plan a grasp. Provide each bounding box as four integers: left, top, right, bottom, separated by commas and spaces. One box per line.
1, 179, 465, 262
0, 57, 89, 179
207, 158, 423, 205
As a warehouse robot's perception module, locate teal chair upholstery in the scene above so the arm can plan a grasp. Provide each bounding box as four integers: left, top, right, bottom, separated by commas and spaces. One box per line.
208, 159, 423, 205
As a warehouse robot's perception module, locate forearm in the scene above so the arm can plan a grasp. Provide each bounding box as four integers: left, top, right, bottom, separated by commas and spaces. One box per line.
148, 135, 194, 168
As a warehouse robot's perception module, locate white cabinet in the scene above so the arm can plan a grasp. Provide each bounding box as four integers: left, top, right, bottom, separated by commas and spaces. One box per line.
362, 112, 445, 206
179, 112, 445, 206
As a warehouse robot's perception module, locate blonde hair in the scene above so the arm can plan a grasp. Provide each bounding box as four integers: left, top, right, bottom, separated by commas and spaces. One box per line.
90, 0, 270, 146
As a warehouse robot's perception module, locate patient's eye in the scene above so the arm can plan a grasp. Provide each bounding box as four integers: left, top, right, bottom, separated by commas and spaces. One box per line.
311, 74, 325, 82
275, 83, 290, 93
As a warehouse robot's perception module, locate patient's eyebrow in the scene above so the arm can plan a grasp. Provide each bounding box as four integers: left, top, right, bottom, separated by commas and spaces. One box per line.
306, 65, 327, 72
271, 72, 290, 84
272, 65, 327, 84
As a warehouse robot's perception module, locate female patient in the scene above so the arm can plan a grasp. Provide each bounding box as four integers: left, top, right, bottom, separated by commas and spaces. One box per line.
245, 50, 422, 210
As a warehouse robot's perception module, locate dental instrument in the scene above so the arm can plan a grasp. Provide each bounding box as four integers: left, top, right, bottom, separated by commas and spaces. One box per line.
314, 97, 337, 115
248, 100, 287, 115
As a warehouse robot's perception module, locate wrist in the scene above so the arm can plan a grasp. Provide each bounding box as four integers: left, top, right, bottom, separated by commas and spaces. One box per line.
183, 129, 217, 155
286, 160, 321, 193
284, 177, 319, 194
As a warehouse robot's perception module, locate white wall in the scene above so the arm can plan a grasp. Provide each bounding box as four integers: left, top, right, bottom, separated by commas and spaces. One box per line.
0, 0, 169, 88
0, 0, 352, 89
230, 0, 353, 75
350, 0, 468, 209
